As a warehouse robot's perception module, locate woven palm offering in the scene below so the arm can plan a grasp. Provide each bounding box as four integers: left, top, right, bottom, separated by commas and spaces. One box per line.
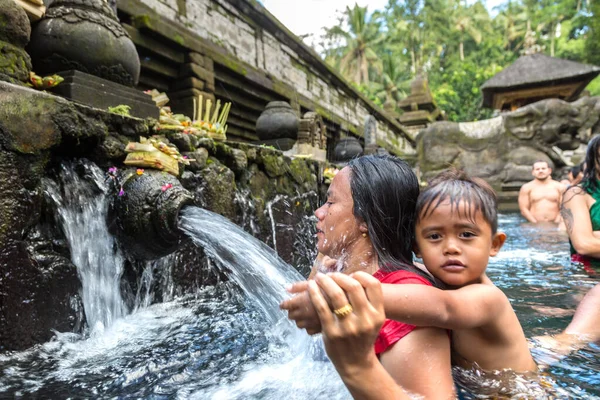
124, 137, 194, 176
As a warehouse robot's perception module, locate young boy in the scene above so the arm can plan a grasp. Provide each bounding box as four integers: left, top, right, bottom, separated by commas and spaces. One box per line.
379, 169, 537, 374
282, 169, 537, 379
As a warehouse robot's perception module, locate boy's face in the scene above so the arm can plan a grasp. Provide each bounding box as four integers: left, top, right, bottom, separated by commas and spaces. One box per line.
414, 200, 506, 288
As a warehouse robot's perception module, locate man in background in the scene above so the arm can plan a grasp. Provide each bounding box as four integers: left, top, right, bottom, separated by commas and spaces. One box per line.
518, 160, 566, 224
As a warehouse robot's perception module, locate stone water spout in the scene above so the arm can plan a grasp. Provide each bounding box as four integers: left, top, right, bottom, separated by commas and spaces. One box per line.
110, 169, 195, 260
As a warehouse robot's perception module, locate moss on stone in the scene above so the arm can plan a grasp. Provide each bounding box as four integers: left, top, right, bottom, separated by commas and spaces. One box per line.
132, 15, 152, 29
173, 34, 185, 46
288, 158, 314, 185
260, 149, 287, 178
214, 141, 232, 157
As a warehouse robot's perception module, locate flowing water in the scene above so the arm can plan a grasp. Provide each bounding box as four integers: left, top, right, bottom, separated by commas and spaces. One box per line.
43, 161, 127, 333
1, 171, 600, 398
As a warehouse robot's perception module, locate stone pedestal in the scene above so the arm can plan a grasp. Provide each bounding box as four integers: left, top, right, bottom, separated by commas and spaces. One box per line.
48, 70, 159, 119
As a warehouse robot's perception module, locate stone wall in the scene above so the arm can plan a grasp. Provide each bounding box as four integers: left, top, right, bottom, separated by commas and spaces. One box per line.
117, 0, 414, 157
416, 96, 600, 210
0, 81, 321, 350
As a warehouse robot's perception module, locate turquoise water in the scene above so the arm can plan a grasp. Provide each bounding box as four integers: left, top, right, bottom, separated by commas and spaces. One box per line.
463, 213, 600, 398
1, 208, 599, 398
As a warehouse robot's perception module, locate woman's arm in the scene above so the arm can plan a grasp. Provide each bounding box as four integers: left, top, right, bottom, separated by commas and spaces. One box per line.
565, 283, 600, 338
307, 272, 411, 400
562, 187, 600, 257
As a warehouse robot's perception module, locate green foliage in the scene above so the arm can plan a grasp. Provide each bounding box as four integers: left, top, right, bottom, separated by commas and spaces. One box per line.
108, 105, 131, 117
588, 77, 600, 97
317, 0, 599, 122
430, 61, 500, 121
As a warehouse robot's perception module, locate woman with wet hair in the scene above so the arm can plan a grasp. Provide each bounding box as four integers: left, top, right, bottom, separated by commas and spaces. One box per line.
281, 155, 454, 399
562, 135, 600, 269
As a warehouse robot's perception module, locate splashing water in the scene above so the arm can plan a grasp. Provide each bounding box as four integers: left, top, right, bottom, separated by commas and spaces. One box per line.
44, 160, 126, 333
179, 206, 305, 335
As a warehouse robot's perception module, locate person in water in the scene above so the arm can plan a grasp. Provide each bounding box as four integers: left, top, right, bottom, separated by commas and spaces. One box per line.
562, 135, 600, 269
283, 154, 454, 399
284, 169, 538, 395
518, 160, 565, 225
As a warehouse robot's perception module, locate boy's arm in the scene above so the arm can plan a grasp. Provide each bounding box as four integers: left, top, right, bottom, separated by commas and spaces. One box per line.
382, 283, 507, 330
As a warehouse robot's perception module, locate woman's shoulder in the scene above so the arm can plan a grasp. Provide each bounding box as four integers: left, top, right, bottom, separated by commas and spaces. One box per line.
374, 268, 433, 286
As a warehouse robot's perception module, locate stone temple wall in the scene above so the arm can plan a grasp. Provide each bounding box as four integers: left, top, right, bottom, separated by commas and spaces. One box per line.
0, 81, 322, 351
118, 0, 414, 157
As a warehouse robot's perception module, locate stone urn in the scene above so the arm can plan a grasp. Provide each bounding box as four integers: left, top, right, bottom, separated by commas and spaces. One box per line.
0, 0, 32, 84
333, 137, 363, 162
109, 169, 195, 260
28, 0, 140, 86
255, 101, 299, 141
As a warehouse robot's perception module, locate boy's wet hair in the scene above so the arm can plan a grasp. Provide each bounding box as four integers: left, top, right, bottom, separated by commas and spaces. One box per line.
417, 169, 499, 234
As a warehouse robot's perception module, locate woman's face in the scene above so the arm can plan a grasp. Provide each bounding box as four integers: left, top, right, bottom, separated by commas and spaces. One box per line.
314, 167, 362, 258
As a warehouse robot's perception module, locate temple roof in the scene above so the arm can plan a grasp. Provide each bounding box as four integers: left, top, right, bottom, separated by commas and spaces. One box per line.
481, 54, 600, 108
481, 54, 600, 90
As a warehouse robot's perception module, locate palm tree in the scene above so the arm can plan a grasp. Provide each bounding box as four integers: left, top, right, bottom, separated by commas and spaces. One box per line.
323, 4, 384, 85
494, 0, 529, 51
451, 0, 490, 61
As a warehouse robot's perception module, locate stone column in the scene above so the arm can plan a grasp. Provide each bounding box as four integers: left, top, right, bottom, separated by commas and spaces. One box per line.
364, 115, 378, 155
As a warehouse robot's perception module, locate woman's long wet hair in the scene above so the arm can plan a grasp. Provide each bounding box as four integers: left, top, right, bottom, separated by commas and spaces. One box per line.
581, 135, 600, 192
347, 155, 437, 285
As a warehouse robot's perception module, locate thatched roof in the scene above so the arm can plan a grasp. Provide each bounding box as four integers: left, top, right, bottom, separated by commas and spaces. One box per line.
481, 54, 600, 108
482, 54, 600, 89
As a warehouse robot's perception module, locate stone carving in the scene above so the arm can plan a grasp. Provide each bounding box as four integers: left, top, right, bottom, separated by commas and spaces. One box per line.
28, 0, 140, 86
364, 114, 378, 154
109, 169, 195, 260
0, 0, 32, 84
298, 111, 327, 149
417, 96, 600, 190
255, 101, 299, 141
333, 136, 363, 163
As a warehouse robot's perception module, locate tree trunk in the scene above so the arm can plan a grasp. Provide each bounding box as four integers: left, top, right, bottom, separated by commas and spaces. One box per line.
459, 41, 464, 61
550, 22, 555, 56
411, 49, 417, 75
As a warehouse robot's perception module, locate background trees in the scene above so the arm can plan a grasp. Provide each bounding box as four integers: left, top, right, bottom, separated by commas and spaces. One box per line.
318, 0, 599, 122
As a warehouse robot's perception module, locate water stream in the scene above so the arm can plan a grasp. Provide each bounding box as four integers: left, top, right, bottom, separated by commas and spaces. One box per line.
44, 161, 127, 333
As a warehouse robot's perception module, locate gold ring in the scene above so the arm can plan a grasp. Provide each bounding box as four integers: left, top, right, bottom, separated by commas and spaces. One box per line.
333, 304, 353, 318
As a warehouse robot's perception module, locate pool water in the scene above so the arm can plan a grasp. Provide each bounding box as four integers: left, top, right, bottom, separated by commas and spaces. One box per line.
0, 211, 599, 399
461, 213, 600, 398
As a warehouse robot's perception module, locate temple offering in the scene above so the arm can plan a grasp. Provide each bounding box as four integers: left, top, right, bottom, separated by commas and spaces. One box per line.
124, 136, 194, 176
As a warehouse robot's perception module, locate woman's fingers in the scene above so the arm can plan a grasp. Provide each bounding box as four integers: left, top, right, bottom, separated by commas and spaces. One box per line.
327, 272, 371, 313
286, 281, 309, 294
351, 271, 384, 312
280, 293, 303, 311
314, 273, 351, 312
307, 280, 335, 327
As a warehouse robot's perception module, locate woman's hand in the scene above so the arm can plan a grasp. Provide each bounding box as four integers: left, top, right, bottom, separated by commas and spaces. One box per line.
308, 272, 385, 374
281, 256, 340, 335
308, 272, 409, 400
280, 281, 322, 335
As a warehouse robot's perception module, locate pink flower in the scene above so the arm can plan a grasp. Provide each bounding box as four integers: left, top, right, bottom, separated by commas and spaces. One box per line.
136, 168, 144, 175
118, 188, 125, 196
108, 166, 117, 174
161, 183, 173, 192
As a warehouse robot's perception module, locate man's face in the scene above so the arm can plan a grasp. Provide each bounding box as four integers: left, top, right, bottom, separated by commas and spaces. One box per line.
532, 162, 551, 181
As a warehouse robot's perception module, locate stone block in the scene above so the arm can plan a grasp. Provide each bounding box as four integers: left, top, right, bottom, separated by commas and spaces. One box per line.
179, 63, 215, 84
171, 76, 205, 91
48, 70, 159, 119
